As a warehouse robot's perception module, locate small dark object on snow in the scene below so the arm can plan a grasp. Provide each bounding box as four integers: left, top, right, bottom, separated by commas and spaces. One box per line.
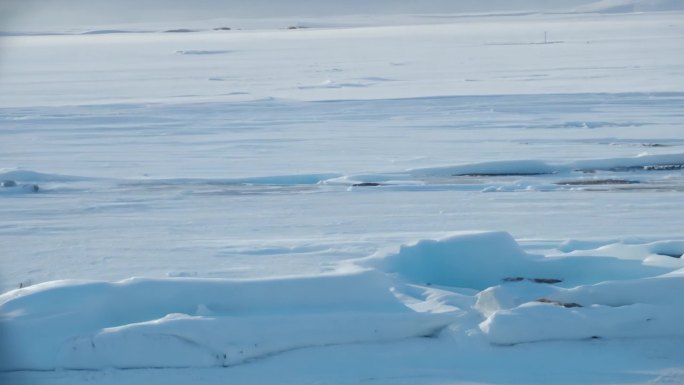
352, 182, 382, 187
455, 172, 550, 177
556, 179, 638, 186
214, 27, 231, 31
531, 278, 562, 284
502, 277, 562, 284
643, 164, 683, 171
503, 277, 525, 282
1, 180, 17, 187
536, 298, 582, 308
590, 336, 601, 339
30, 184, 39, 192
165, 29, 196, 33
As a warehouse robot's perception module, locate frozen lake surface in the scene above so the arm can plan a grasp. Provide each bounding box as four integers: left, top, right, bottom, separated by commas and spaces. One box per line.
1, 3, 683, 384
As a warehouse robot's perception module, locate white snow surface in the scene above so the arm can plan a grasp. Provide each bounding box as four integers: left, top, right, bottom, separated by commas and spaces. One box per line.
1, 5, 684, 385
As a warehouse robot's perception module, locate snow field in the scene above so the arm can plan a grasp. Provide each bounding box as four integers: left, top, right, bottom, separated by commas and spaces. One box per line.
1, 11, 683, 108
2, 3, 684, 383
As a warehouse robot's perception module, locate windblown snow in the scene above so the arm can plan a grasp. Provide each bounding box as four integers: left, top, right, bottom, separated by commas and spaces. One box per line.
1, 1, 684, 384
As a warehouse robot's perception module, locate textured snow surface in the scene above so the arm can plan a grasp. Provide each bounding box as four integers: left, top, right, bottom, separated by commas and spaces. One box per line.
1, 231, 683, 379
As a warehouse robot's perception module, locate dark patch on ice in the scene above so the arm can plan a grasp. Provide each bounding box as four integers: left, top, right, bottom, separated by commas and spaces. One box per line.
165, 29, 197, 33
352, 182, 382, 187
299, 81, 370, 90
536, 298, 582, 308
213, 27, 232, 31
576, 164, 684, 173
455, 172, 551, 177
531, 278, 562, 284
486, 41, 563, 46
564, 121, 619, 129
502, 277, 562, 284
555, 179, 639, 186
420, 326, 448, 339
502, 277, 525, 282
177, 50, 232, 55
80, 30, 139, 35
656, 252, 682, 259
643, 164, 684, 171
357, 77, 396, 82
642, 143, 670, 147
1, 180, 39, 192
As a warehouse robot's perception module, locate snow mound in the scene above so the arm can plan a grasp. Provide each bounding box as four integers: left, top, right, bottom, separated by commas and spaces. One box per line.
479, 276, 684, 345
410, 160, 559, 177
0, 169, 91, 182
1, 232, 682, 371
0, 271, 459, 370
361, 232, 532, 290
408, 153, 684, 177
359, 231, 672, 290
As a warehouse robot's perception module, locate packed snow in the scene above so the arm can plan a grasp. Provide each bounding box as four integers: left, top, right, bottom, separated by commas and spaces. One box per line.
1, 1, 683, 384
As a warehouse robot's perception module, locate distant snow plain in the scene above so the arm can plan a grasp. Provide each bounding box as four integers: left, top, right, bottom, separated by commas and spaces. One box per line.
1, 2, 683, 384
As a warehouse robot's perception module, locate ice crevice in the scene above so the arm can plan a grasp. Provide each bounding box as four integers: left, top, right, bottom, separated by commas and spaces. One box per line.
1, 231, 683, 370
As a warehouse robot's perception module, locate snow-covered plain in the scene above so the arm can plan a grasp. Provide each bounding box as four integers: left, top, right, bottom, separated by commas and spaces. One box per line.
1, 2, 684, 384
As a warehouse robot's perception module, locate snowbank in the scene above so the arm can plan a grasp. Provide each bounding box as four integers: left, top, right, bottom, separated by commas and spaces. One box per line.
353, 232, 682, 346
2, 231, 682, 370
408, 153, 684, 177
409, 161, 559, 177
0, 271, 459, 370
479, 276, 684, 344
359, 231, 672, 290
0, 169, 91, 182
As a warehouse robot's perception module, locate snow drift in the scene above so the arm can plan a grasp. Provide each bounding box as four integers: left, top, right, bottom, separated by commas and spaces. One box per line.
0, 271, 459, 371
408, 153, 684, 177
479, 276, 684, 345
1, 231, 682, 371
359, 231, 673, 290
